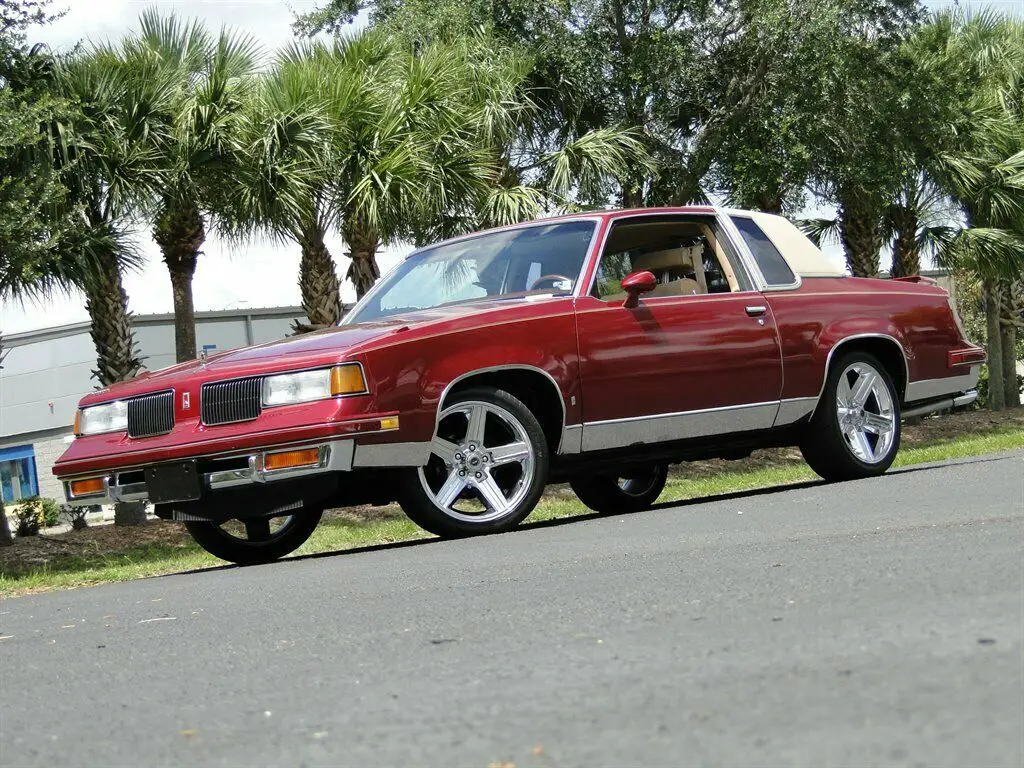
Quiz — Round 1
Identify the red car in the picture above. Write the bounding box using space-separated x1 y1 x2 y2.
55 207 985 564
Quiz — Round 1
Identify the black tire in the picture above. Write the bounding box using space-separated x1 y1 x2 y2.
184 507 323 565
397 387 550 538
800 350 902 482
570 464 669 514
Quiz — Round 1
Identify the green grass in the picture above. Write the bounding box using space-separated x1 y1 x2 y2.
2 426 1022 599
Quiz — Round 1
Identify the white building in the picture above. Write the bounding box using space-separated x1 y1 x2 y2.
0 306 306 505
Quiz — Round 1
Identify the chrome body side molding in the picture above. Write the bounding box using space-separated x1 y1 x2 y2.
352 441 432 467
580 401 779 452
774 397 818 426
904 366 981 403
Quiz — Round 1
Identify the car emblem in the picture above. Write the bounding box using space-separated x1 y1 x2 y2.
182 392 190 410
199 348 208 364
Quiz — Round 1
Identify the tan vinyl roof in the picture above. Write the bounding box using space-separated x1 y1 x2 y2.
728 209 847 279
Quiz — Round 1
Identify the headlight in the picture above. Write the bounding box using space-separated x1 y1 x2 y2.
261 364 367 407
76 400 128 436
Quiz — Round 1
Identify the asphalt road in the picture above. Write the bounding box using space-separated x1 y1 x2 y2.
2 452 1022 768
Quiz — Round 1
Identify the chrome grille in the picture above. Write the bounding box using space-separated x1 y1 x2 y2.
127 391 175 438
201 376 263 426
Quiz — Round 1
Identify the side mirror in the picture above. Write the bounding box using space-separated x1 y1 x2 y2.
621 270 657 308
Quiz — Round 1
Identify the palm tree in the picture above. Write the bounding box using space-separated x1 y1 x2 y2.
118 11 261 362
233 31 647 327
919 10 1024 410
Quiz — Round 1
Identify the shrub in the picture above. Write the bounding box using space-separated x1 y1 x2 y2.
40 497 60 527
60 504 94 531
15 497 44 536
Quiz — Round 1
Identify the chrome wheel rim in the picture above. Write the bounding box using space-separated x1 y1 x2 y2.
836 361 896 464
418 400 535 523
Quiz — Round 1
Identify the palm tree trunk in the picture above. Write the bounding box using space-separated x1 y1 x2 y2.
889 204 919 278
344 217 380 299
838 190 883 278
83 251 145 526
983 277 1005 411
297 223 342 329
1000 280 1020 408
83 252 142 387
154 202 205 362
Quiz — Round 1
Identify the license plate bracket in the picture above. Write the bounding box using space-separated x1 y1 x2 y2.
145 461 201 504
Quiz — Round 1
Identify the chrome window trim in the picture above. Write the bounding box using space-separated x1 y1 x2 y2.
808 333 911 419
723 212 804 293
344 217 603 325
579 208 761 301
436 364 570 454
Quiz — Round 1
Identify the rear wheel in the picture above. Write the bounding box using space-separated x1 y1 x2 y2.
800 351 901 481
184 506 323 565
570 464 668 514
397 387 549 538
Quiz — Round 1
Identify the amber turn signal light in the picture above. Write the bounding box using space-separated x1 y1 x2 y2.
72 410 81 436
69 477 105 497
330 364 367 396
263 448 321 471
379 416 400 431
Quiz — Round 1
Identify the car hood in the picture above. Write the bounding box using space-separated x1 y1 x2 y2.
82 296 565 403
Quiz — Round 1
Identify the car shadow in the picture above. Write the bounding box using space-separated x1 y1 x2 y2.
166 451 1018 576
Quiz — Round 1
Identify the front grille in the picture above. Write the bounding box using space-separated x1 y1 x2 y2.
127 391 175 438
201 376 263 426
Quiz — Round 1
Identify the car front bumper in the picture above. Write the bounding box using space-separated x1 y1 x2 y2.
61 437 431 507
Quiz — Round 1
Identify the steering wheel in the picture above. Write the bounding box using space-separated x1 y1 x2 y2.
528 274 574 292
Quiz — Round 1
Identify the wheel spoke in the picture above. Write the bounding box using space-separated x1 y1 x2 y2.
434 471 468 509
431 437 460 464
850 369 877 407
245 518 271 542
836 374 854 409
475 474 509 514
851 427 875 461
488 441 530 467
464 404 487 447
863 412 893 435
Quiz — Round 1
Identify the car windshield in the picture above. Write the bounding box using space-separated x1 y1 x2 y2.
346 220 597 324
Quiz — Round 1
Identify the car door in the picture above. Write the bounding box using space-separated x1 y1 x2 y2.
574 214 783 452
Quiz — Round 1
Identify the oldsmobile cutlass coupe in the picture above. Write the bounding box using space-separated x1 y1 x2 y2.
55 207 985 564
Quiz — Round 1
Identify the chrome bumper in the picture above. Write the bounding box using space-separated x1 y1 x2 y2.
902 390 978 420
63 439 356 507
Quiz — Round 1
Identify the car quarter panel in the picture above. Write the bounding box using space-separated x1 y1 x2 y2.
764 277 972 405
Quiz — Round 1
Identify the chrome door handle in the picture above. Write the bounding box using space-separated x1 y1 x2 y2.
745 305 767 317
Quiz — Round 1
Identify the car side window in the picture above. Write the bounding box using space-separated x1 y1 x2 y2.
730 216 796 286
592 217 749 301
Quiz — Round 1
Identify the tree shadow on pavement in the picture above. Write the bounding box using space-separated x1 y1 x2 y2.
168 451 1017 576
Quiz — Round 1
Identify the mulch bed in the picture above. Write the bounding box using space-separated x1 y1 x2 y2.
3 406 1021 576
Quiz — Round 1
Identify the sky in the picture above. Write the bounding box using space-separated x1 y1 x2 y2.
2 0 1021 333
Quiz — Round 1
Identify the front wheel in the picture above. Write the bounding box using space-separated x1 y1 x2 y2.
800 351 901 481
397 387 549 538
570 464 669 514
184 507 323 565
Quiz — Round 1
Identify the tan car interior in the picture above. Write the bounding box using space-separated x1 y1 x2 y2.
598 219 741 301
